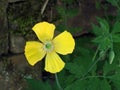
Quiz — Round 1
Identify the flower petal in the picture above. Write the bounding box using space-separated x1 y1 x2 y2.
45 52 65 73
24 41 46 66
32 22 55 42
53 31 75 55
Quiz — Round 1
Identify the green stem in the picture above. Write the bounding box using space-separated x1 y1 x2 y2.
110 34 113 50
92 46 99 61
55 74 63 90
82 46 100 78
82 58 100 78
69 46 102 84
116 3 120 10
81 75 109 80
81 46 110 80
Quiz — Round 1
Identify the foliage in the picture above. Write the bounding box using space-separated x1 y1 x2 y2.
56 0 80 34
25 78 53 90
12 16 35 36
22 0 120 90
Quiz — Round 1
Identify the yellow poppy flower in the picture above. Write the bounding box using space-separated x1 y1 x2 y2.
24 22 75 73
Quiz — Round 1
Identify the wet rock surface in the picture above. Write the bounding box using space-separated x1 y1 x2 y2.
9 34 25 54
0 54 42 90
0 1 8 55
0 0 117 90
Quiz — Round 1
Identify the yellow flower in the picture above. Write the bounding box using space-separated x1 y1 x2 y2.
24 22 75 73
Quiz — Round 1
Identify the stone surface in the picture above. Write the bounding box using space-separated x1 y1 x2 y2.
10 34 26 54
9 54 42 79
0 34 8 55
0 1 8 55
9 54 30 72
0 54 42 90
8 0 25 3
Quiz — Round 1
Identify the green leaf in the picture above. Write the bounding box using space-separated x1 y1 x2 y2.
107 0 119 7
25 78 52 90
87 78 111 90
113 42 120 62
97 17 110 34
65 62 83 76
109 73 120 90
65 56 97 78
64 75 77 87
77 47 90 56
112 34 120 42
65 78 111 90
112 21 120 33
92 23 102 36
92 18 110 36
103 61 116 75
93 36 104 43
100 79 111 90
65 79 87 90
93 36 112 50
99 36 111 50
87 78 101 90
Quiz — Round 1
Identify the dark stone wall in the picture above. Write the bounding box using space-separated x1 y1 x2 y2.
0 0 26 55
0 0 8 55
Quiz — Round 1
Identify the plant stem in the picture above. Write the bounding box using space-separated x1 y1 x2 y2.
81 75 109 80
92 46 99 61
83 46 99 76
55 73 63 90
82 57 100 78
41 0 49 15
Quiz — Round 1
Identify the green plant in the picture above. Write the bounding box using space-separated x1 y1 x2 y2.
24 1 120 90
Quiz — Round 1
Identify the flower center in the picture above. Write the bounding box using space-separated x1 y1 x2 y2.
43 41 54 52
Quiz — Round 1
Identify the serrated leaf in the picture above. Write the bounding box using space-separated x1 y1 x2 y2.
77 47 90 56
65 79 87 90
64 75 76 87
25 78 52 90
103 61 116 75
93 36 104 43
100 79 111 90
65 62 83 76
109 73 120 90
92 23 102 36
113 43 120 62
65 56 97 77
87 78 101 90
87 78 111 90
65 78 111 90
112 21 120 33
112 34 120 42
100 37 111 50
93 36 112 50
97 17 109 34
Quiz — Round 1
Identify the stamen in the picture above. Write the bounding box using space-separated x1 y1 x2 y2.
43 41 54 52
